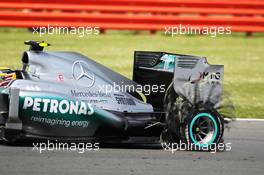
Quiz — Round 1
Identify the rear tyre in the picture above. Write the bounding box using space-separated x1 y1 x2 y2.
161 83 180 144
162 82 224 151
180 110 224 151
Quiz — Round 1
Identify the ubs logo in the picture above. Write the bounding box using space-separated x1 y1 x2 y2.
72 60 95 87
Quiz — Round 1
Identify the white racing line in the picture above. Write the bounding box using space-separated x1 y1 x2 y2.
225 118 264 122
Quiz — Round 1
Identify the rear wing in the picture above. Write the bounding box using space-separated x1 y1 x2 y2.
173 56 224 106
133 51 224 108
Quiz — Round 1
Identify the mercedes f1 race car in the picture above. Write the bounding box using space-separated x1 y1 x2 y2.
0 41 232 149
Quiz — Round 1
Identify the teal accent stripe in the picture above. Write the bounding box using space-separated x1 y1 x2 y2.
189 112 218 147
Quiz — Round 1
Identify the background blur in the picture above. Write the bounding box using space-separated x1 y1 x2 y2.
0 0 263 118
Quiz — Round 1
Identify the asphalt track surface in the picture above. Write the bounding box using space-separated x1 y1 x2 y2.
0 120 263 175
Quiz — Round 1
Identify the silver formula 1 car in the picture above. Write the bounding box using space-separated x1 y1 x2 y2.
0 41 229 149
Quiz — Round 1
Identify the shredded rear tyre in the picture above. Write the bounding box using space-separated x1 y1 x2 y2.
162 82 226 151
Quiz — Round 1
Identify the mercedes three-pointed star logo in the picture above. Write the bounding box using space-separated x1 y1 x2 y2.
72 60 95 87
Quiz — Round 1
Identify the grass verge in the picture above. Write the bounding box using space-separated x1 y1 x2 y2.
0 28 263 118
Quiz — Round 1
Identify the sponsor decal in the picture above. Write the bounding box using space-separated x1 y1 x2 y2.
22 96 94 116
72 60 95 87
57 73 64 82
30 116 90 128
189 72 221 84
114 94 136 106
160 54 175 70
25 85 41 91
85 99 108 104
71 90 111 98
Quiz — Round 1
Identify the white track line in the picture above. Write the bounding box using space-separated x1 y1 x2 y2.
233 118 264 122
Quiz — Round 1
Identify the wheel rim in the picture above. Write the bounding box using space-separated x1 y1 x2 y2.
189 113 218 147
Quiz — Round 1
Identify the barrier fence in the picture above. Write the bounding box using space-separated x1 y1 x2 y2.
0 0 264 34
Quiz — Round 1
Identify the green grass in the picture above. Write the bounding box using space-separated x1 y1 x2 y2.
0 28 263 118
